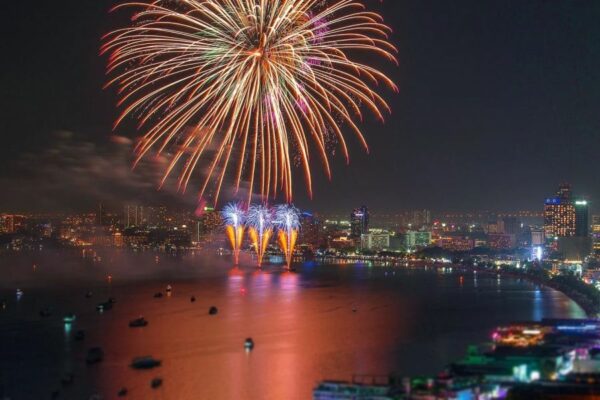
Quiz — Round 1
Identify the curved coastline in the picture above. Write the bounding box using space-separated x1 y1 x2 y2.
468 267 599 318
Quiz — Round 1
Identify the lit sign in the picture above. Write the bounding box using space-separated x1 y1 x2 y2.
575 201 588 206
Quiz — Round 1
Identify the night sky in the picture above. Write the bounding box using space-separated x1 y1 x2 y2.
2 1 600 213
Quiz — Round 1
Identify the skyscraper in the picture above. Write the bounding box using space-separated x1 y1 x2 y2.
544 184 576 238
575 200 589 237
350 206 369 237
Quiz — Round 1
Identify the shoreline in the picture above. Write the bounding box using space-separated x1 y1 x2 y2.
467 267 599 318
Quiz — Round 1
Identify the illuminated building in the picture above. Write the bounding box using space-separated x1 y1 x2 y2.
350 206 369 237
488 233 516 250
0 215 13 233
360 232 390 251
400 231 432 251
575 200 589 237
530 229 545 246
298 212 323 249
544 184 576 238
437 236 475 251
593 215 600 253
145 206 168 227
125 205 144 227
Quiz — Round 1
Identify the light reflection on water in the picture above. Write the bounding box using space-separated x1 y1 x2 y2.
0 250 587 400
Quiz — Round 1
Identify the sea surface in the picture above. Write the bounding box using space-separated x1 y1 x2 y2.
0 250 586 400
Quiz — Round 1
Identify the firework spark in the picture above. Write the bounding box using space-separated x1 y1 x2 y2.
102 0 397 204
247 205 274 267
222 202 246 264
275 204 300 267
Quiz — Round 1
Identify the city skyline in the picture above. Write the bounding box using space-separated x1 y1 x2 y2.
2 0 600 213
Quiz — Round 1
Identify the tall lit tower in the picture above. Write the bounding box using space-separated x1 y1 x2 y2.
350 206 369 237
575 199 589 237
544 184 576 238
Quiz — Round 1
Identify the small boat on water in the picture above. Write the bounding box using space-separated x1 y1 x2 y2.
190 296 196 303
1 299 6 310
16 289 24 297
151 377 163 389
129 317 148 328
245 338 255 351
154 292 163 299
96 302 113 312
166 284 173 293
209 306 218 315
131 356 161 369
86 347 104 365
63 314 76 324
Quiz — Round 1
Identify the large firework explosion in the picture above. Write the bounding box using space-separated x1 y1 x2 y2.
103 0 397 204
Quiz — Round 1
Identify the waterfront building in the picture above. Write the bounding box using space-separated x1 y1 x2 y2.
530 229 545 246
544 184 576 238
488 233 517 250
575 200 590 237
400 230 432 251
360 232 390 251
593 215 600 253
350 206 369 237
544 184 589 240
437 236 475 251
298 212 323 249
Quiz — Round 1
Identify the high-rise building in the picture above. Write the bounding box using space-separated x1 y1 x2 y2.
592 215 600 253
400 231 432 251
574 200 589 237
360 232 390 251
544 184 576 238
350 206 369 237
298 212 323 248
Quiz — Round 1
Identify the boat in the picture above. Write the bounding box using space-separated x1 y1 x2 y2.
96 302 113 312
151 378 163 389
1 299 6 310
166 285 173 293
131 356 161 369
16 289 23 297
154 292 163 299
63 314 76 324
209 306 218 315
244 338 255 351
190 296 196 303
86 347 104 364
129 317 148 328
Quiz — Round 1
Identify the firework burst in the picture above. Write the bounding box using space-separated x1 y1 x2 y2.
247 204 274 267
222 202 246 264
102 0 397 204
274 204 301 267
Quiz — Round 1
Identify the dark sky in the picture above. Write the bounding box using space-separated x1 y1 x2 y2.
1 0 600 214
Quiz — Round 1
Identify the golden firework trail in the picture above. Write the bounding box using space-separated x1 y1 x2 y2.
222 203 245 264
247 205 274 267
275 205 300 267
102 0 397 203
